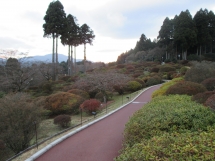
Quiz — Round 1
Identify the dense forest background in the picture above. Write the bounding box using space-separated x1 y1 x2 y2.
117 8 215 64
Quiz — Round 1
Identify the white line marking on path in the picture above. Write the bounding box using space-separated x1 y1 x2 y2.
132 102 148 104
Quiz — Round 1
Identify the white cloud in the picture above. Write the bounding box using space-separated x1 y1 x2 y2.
0 0 215 63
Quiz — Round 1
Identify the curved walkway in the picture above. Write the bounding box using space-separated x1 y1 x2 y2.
26 85 161 161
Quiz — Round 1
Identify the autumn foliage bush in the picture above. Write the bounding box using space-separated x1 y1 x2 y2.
166 81 207 96
159 65 176 73
205 94 215 110
44 92 84 115
80 99 101 114
67 89 90 99
192 91 215 104
125 81 142 92
201 78 215 91
54 115 71 128
145 75 162 86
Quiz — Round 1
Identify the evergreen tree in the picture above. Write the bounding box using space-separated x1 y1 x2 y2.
174 10 197 60
79 24 95 73
61 14 79 75
208 11 215 53
43 0 67 80
193 8 211 55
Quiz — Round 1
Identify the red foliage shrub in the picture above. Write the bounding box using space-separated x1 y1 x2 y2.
44 92 84 115
67 89 90 99
201 78 215 91
166 81 207 96
54 115 71 128
192 91 215 104
205 94 215 110
80 99 101 113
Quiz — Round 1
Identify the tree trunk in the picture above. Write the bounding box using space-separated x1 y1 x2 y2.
84 43 86 73
68 45 70 75
55 36 58 80
52 35 55 63
71 46 73 75
197 47 198 55
74 46 76 74
52 34 55 81
200 45 202 57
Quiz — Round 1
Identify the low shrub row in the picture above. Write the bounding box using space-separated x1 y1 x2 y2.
116 95 215 160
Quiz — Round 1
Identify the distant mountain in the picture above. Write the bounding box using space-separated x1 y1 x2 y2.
26 54 82 62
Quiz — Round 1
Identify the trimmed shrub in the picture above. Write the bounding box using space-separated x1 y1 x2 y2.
205 94 215 110
134 78 146 88
152 77 183 98
159 65 176 73
187 54 201 61
150 67 159 73
80 99 101 114
54 115 71 128
201 78 215 91
192 91 215 104
166 81 207 96
180 66 189 75
125 81 142 92
113 84 125 95
145 75 162 86
44 92 84 115
123 95 215 148
116 128 215 161
184 61 215 83
95 92 104 102
67 89 90 99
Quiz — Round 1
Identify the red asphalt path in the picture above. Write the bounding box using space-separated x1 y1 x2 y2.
34 85 161 161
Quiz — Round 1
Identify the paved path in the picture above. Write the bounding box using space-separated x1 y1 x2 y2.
34 85 161 161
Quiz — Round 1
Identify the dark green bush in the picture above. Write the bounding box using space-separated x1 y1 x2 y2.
192 91 215 104
123 95 215 148
166 81 207 96
201 78 215 91
187 54 201 61
184 61 215 83
54 115 71 128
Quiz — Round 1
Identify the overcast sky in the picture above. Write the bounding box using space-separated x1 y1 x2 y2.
0 0 215 63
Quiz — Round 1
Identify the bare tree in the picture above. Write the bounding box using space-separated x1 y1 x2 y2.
0 93 41 154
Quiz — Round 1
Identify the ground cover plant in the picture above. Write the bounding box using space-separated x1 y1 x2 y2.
116 95 215 160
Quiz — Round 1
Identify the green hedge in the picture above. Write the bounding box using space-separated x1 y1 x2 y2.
123 95 215 147
116 128 215 161
116 95 215 160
